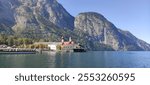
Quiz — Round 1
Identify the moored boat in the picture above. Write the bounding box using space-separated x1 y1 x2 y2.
73 48 86 52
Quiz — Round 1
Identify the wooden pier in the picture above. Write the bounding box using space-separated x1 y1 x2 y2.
0 48 37 54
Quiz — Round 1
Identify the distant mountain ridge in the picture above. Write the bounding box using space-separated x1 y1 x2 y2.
0 0 150 51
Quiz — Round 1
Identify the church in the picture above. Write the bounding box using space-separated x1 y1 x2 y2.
60 37 75 51
48 37 76 51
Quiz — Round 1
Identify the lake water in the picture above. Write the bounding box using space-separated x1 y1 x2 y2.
0 51 150 68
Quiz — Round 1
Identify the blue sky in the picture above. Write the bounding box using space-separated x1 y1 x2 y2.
58 0 150 43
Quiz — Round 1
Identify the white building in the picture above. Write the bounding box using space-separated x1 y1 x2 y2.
48 42 61 51
34 37 77 51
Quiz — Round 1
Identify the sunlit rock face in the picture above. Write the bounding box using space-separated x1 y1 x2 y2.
74 12 150 50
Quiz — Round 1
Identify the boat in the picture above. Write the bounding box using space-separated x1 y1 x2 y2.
73 48 86 52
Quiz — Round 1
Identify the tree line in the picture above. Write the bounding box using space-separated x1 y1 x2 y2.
0 34 50 49
0 34 33 46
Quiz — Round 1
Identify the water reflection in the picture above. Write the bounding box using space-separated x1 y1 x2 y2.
0 51 150 68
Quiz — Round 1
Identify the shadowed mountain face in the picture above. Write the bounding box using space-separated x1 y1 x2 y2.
0 0 74 33
0 0 150 51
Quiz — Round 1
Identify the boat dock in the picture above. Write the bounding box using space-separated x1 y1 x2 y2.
0 48 36 54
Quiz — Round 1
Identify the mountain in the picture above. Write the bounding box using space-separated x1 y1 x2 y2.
74 12 150 51
0 0 74 35
0 0 150 51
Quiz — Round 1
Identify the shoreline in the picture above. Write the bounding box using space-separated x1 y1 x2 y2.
0 48 37 54
0 51 36 54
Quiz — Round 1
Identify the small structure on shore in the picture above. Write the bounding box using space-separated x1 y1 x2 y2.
48 42 61 51
47 37 86 52
0 44 8 48
60 37 75 51
34 37 86 52
47 37 76 51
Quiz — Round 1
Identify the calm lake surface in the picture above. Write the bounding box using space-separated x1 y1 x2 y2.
0 51 150 68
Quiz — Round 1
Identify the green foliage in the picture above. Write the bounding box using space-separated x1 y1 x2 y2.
0 34 33 47
56 45 61 50
0 34 7 44
7 36 14 46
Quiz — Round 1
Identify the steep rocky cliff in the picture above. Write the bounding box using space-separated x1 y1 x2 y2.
74 12 150 50
0 0 74 34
